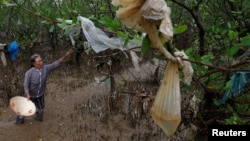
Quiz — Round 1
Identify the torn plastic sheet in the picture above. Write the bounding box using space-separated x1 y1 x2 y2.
60 16 142 54
0 52 7 66
174 51 194 85
218 71 250 105
0 44 7 66
140 0 173 40
112 0 173 42
130 50 140 71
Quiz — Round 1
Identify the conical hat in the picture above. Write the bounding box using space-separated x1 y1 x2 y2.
9 96 36 116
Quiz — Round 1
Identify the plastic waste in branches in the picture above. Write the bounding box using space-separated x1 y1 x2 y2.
112 0 194 138
0 41 19 66
8 41 19 61
59 16 142 70
60 0 194 137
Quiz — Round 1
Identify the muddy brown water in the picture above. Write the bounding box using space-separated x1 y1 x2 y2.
0 50 201 141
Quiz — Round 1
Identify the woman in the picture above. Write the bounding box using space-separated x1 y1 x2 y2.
15 49 73 124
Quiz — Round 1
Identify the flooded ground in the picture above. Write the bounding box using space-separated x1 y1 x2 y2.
0 50 203 141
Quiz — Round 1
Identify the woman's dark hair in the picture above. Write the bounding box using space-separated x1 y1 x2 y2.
30 54 40 67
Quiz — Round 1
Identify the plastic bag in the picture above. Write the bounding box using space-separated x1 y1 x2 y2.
0 52 7 66
112 0 173 42
130 50 140 71
140 0 173 40
218 71 250 105
8 41 19 61
174 51 194 85
111 0 145 32
0 44 7 66
63 16 141 53
150 61 181 137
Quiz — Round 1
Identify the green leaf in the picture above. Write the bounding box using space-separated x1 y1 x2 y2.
45 7 52 16
117 31 128 38
49 25 55 33
224 80 233 91
174 25 187 34
98 16 120 30
236 104 249 114
228 30 238 40
17 0 24 4
227 22 232 29
117 31 129 48
72 17 78 24
141 34 151 53
104 78 110 87
214 35 221 39
57 21 67 30
240 36 250 46
226 45 239 57
231 11 242 15
88 15 96 21
185 47 192 54
123 37 129 48
3 2 17 7
201 52 214 63
226 116 237 125
99 6 105 11
153 53 165 60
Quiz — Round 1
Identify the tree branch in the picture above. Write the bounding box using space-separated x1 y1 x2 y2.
5 7 14 39
183 58 250 72
94 46 141 59
171 0 206 55
13 1 57 24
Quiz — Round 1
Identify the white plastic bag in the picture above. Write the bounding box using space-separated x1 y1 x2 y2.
130 50 140 71
150 61 181 137
141 0 173 41
61 16 142 53
0 44 7 66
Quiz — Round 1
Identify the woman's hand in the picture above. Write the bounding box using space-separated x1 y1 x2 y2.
65 49 74 57
59 49 74 62
26 93 30 100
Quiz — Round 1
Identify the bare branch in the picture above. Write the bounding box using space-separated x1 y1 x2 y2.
183 58 250 72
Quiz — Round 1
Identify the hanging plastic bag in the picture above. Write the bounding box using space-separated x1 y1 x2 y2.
111 0 145 32
174 51 194 85
130 50 140 71
140 0 173 41
0 52 7 66
150 61 181 138
0 44 7 66
8 41 19 61
63 16 141 54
